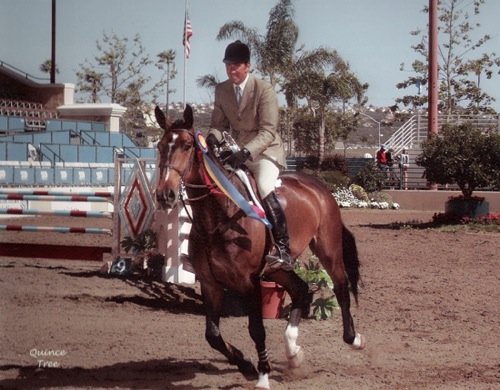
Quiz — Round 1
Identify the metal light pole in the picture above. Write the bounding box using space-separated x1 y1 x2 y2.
50 0 56 84
359 112 381 146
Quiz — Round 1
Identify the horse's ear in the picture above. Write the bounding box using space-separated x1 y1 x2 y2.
184 104 194 129
155 105 168 130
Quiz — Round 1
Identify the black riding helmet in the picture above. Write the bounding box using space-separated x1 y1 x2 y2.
223 40 250 64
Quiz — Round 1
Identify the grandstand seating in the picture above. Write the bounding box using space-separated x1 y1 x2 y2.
0 105 156 186
0 98 58 131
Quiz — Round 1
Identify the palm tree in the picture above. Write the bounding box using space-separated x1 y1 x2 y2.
39 59 59 76
216 0 297 88
284 49 367 161
196 75 219 104
156 50 177 114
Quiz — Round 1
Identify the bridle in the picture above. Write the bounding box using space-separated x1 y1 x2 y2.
159 127 218 203
158 128 195 183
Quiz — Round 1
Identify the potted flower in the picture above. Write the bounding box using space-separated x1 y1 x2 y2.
416 123 500 219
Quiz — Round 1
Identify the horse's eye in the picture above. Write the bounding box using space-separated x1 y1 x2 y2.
183 143 193 151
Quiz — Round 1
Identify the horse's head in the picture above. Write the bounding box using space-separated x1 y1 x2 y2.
155 104 196 209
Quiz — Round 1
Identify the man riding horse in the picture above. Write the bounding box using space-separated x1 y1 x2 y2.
207 40 293 271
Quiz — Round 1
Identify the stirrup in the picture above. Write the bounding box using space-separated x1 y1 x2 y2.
265 253 294 272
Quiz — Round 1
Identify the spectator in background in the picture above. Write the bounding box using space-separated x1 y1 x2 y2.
386 148 397 186
376 145 388 172
399 147 410 190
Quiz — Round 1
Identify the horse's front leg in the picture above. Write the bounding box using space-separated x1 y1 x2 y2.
245 283 272 389
201 282 258 379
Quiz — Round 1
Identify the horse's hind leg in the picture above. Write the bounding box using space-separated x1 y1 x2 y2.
311 230 365 350
201 282 257 378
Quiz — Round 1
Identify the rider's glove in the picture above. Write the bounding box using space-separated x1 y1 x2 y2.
206 133 219 151
223 148 251 169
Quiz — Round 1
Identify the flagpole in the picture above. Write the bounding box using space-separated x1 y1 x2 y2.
183 0 189 108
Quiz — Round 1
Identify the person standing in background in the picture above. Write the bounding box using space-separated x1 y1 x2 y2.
399 147 410 190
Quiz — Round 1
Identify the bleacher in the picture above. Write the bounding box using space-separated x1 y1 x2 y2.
0 98 58 132
0 101 155 186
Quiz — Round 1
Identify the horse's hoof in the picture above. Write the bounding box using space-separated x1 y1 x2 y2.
287 346 304 368
254 373 270 390
238 360 258 380
350 333 366 350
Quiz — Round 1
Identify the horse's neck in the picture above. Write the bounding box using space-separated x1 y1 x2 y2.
187 166 246 230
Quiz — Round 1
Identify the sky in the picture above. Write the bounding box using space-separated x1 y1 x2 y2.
2 0 500 110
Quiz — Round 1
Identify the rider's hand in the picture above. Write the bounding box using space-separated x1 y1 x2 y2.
206 134 219 150
223 148 251 169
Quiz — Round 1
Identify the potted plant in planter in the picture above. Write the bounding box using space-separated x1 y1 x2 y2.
294 256 338 320
119 229 164 278
416 123 500 219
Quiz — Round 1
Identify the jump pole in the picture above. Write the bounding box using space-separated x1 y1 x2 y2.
0 208 112 218
0 224 111 234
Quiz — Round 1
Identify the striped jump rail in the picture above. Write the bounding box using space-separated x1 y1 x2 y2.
0 208 112 218
0 190 113 198
0 194 111 202
0 224 111 235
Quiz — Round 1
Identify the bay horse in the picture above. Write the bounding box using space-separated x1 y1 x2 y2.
155 105 365 389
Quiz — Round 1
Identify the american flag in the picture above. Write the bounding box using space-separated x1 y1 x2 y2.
183 13 193 59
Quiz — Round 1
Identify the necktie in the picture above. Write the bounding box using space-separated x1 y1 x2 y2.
235 86 242 105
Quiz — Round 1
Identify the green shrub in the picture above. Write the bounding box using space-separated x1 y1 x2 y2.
321 154 348 175
353 161 385 193
416 123 500 198
317 170 350 192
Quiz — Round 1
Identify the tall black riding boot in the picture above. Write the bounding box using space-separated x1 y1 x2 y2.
262 191 294 271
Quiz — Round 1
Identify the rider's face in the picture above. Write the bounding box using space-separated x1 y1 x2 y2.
225 62 250 85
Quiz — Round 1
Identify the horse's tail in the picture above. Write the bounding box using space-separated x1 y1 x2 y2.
342 224 360 304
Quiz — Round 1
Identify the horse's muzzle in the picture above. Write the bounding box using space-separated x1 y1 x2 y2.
156 188 178 209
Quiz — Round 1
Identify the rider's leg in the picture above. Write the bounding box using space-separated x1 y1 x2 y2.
246 158 294 271
262 191 294 271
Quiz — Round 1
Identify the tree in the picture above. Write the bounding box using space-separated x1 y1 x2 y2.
77 70 102 103
196 74 219 104
156 50 177 114
397 0 500 114
76 32 166 138
39 60 59 76
284 49 367 161
416 123 500 198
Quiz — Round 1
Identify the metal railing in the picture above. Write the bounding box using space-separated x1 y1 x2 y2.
385 113 499 155
0 60 50 82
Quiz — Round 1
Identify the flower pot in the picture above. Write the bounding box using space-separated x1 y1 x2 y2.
260 281 286 319
445 198 490 219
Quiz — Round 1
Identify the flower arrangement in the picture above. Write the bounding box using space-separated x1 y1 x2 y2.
332 185 400 210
